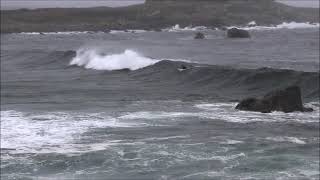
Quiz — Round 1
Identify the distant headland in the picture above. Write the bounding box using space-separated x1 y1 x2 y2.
1 0 319 33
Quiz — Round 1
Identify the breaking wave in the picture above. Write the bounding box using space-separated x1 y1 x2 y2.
66 49 319 100
230 21 320 30
70 49 160 71
19 31 92 35
109 29 148 34
162 24 210 32
163 22 319 32
6 48 318 101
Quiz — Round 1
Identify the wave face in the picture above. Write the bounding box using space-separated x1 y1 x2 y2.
70 49 159 71
130 60 319 101
1 49 318 109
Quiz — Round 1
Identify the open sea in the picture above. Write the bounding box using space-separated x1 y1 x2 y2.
1 23 319 180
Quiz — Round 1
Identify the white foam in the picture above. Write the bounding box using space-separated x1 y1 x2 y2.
142 135 190 141
266 136 307 144
3 102 317 154
119 111 198 120
194 102 319 124
70 49 159 71
220 139 244 145
276 22 320 29
229 21 320 31
19 31 91 35
163 24 209 32
0 110 140 154
248 21 257 26
118 102 319 124
110 29 148 34
195 103 234 111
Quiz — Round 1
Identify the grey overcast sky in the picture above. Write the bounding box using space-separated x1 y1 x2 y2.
0 0 319 10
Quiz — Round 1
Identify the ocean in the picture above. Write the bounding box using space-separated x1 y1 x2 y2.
1 23 319 179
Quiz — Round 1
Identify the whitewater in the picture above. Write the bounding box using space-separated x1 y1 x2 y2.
69 49 159 71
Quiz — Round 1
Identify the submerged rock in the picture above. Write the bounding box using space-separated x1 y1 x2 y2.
236 86 313 113
194 32 205 39
227 28 250 38
178 65 188 71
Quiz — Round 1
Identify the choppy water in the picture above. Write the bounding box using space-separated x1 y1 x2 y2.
1 27 319 179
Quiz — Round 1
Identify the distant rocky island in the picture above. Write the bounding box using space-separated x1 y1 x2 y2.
1 0 319 33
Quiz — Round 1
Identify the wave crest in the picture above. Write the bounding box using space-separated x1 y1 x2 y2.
69 49 159 71
163 24 209 32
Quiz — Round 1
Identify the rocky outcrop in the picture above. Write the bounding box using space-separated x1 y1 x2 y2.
236 86 313 113
227 28 250 38
194 32 205 39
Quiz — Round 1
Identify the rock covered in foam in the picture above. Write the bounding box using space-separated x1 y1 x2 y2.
227 28 250 38
236 86 313 113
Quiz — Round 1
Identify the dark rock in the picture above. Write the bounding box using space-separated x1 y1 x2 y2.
153 28 162 32
220 27 228 31
263 86 304 112
236 86 313 113
194 32 205 39
180 65 187 70
236 98 272 113
303 107 314 112
103 29 111 33
227 28 250 38
178 65 188 71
